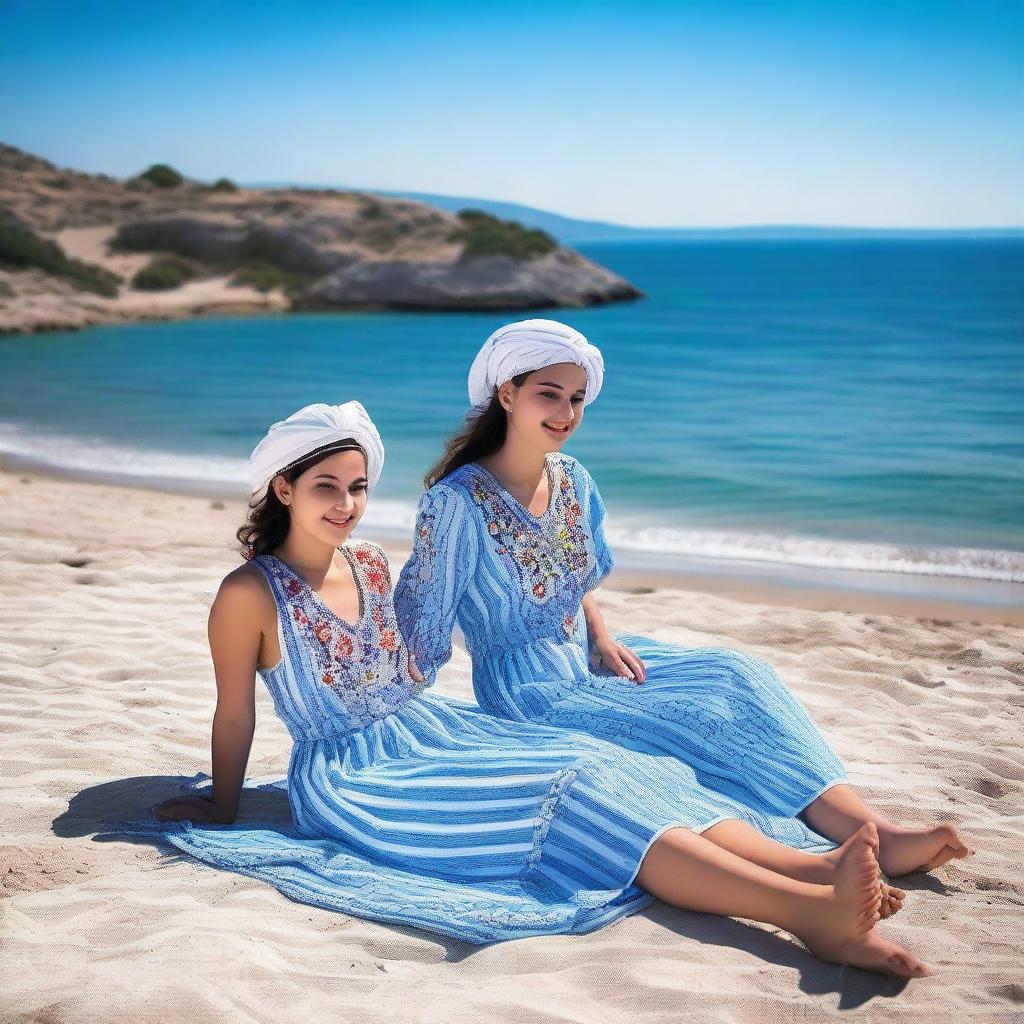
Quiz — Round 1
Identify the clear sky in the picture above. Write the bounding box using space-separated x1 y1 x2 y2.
2 0 1021 227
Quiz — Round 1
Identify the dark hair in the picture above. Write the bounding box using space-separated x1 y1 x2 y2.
237 439 366 559
424 370 532 488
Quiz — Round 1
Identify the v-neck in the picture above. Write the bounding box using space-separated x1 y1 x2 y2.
472 454 559 521
265 545 366 631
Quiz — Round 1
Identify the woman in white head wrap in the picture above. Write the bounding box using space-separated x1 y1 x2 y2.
396 319 963 915
138 397 928 974
241 400 385 561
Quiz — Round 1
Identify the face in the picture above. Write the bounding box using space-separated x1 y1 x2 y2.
272 449 369 545
498 361 588 453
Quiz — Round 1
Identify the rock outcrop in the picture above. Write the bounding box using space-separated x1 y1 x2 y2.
0 144 643 334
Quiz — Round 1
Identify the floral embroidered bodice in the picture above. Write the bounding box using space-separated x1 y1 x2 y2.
394 453 615 696
468 456 591 630
253 541 428 740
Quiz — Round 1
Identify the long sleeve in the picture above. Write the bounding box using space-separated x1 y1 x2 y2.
393 483 478 687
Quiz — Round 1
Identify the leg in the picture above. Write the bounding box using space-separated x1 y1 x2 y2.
702 819 905 917
799 783 972 877
635 821 930 978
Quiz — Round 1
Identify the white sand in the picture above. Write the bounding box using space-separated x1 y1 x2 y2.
2 466 1022 1022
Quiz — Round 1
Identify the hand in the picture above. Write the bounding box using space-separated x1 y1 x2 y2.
589 639 646 683
152 795 235 824
407 653 426 684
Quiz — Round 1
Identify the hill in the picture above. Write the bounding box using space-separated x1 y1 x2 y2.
0 145 642 335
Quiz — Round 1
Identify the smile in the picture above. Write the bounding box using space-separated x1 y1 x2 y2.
324 515 354 528
543 423 571 435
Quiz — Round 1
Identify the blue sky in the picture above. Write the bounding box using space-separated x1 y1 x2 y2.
2 1 1021 227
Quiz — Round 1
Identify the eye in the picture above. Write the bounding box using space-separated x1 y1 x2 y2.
540 392 559 400
570 396 584 405
317 483 335 490
351 485 367 494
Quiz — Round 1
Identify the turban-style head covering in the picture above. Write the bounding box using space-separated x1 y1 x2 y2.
467 318 604 419
247 401 384 500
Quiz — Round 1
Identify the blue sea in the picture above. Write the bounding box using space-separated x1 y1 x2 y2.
2 239 1022 599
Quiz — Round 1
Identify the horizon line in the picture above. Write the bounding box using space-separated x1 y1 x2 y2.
245 179 1024 234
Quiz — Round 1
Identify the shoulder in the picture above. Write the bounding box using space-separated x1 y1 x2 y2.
349 538 389 566
211 562 276 624
553 451 593 491
421 476 474 515
348 539 394 580
553 451 581 475
433 460 476 491
351 537 386 557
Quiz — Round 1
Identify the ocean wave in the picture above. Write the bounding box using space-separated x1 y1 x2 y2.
2 421 1020 583
0 421 249 490
0 421 415 532
605 522 1024 584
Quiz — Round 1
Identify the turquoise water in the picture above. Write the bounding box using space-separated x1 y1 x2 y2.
1 239 1022 585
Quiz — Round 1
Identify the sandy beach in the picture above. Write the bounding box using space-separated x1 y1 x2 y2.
2 463 1022 1022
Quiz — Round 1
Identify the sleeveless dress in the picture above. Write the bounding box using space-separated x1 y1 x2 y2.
102 539 839 945
393 453 850 830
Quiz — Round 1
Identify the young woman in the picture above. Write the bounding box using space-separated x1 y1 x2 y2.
143 399 929 975
393 319 972 888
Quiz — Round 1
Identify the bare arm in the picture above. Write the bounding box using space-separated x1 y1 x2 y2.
581 591 612 648
155 573 260 823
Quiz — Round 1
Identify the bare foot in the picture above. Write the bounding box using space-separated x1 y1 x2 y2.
876 822 972 877
820 830 907 919
795 823 931 977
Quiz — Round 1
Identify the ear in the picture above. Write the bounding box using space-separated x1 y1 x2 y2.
497 381 515 411
271 474 291 506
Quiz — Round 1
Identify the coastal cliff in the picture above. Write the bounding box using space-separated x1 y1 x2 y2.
0 145 642 335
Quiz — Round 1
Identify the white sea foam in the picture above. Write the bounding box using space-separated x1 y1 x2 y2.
0 421 248 492
2 421 1021 584
603 521 1024 584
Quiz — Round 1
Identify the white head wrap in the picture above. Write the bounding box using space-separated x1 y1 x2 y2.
466 318 604 419
247 401 384 500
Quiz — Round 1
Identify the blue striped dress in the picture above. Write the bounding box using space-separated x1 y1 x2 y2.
105 539 838 945
393 453 850 835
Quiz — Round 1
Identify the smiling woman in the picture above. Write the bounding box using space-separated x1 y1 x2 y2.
237 401 384 562
395 318 971 906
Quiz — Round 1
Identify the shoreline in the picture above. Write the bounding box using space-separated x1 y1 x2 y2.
4 457 1022 626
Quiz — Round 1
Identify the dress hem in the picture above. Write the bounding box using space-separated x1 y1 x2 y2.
781 775 850 819
617 814 744 895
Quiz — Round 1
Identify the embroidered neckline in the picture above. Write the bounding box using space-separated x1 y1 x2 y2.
464 455 588 622
469 453 560 522
263 545 366 632
258 543 417 710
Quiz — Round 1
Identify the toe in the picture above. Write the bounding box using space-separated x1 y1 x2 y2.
887 952 921 978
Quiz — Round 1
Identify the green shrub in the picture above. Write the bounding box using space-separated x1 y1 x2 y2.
0 211 121 296
229 261 306 295
358 197 386 220
0 279 14 297
210 177 238 192
132 254 199 290
42 176 73 190
136 163 184 188
449 209 557 261
363 226 399 252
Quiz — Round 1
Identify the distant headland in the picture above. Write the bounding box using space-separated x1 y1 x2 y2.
0 144 643 336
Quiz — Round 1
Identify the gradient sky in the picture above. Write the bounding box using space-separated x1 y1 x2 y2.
2 0 1021 227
